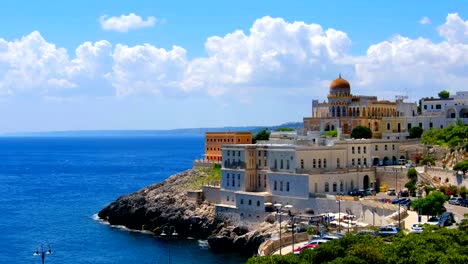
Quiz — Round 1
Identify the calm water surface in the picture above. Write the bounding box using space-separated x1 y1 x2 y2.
0 137 247 263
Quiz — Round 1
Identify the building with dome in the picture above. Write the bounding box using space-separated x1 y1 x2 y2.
304 75 468 140
304 74 404 138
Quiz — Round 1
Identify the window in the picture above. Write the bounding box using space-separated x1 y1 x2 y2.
258 174 261 188
340 181 344 192
424 105 427 110
419 123 422 128
387 123 391 130
352 159 355 166
300 159 304 169
264 175 267 188
352 147 355 154
408 123 412 130
358 146 361 154
337 158 340 168
324 159 327 168
286 160 290 170
364 158 367 166
325 182 329 192
240 199 244 204
313 159 316 168
333 182 337 192
280 160 283 169
227 174 230 186
280 181 283 191
264 160 267 167
358 158 361 165
392 144 395 150
258 151 261 157
364 146 367 154
238 151 240 156
274 181 277 191
232 176 235 187
248 199 252 205
227 196 230 201
257 201 260 206
318 159 322 168
286 182 290 192
264 150 267 157
436 104 441 109
429 122 433 128
385 145 388 151
375 145 378 151
238 175 240 187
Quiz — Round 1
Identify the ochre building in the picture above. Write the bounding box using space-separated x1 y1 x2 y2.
303 75 401 138
205 132 252 162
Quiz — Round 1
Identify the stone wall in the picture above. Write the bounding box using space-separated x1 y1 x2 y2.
375 167 408 193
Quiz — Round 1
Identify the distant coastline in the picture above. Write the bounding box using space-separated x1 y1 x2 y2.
0 122 303 137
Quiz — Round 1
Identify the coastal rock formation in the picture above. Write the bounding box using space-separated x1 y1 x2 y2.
98 168 271 255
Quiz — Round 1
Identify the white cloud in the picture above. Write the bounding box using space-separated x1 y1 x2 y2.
419 16 431 25
1 13 468 104
99 13 157 32
438 13 468 43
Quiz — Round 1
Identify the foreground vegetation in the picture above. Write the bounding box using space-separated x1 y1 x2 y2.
246 221 468 264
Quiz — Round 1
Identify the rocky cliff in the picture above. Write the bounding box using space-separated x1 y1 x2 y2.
98 168 273 255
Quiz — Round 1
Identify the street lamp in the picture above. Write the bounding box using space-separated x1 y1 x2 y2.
274 203 283 255
161 226 178 264
336 198 341 233
284 204 295 253
372 209 377 227
33 244 52 264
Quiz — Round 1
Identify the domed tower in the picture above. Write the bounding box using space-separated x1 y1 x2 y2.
328 74 352 117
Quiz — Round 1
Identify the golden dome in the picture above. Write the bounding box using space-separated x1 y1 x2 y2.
330 74 350 89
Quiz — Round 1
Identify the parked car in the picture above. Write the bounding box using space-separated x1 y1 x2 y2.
378 226 401 237
366 188 376 196
439 212 455 226
355 230 377 236
410 224 424 234
348 189 366 197
425 216 441 227
462 199 468 207
320 235 340 241
399 189 409 197
387 188 396 196
448 197 463 206
294 239 328 254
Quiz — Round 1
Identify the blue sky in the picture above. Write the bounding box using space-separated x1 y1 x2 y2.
0 0 467 132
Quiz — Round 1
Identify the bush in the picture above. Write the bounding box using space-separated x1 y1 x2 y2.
351 126 372 139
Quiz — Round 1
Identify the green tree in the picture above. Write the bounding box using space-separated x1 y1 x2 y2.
453 160 468 175
460 186 467 199
324 129 338 137
408 126 423 139
404 181 417 196
438 90 450 99
274 127 295 132
253 129 270 143
420 156 436 166
351 126 372 139
407 167 418 183
411 191 448 216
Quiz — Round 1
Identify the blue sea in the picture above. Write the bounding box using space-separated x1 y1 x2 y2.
0 137 247 264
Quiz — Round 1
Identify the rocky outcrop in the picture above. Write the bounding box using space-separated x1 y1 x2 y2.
98 168 273 255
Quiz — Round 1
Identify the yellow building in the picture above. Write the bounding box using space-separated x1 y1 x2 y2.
303 75 400 138
205 132 252 162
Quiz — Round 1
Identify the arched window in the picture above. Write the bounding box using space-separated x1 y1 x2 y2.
248 199 252 205
313 159 316 168
318 159 322 168
325 182 330 192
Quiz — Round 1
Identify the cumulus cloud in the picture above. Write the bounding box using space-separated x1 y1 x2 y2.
419 16 431 25
99 13 157 32
438 13 468 43
1 13 468 103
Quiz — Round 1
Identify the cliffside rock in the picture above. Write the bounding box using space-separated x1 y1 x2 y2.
98 168 274 255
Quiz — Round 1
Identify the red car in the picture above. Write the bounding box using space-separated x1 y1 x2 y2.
293 239 328 254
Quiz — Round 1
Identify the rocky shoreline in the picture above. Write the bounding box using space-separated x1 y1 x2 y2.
98 168 275 255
